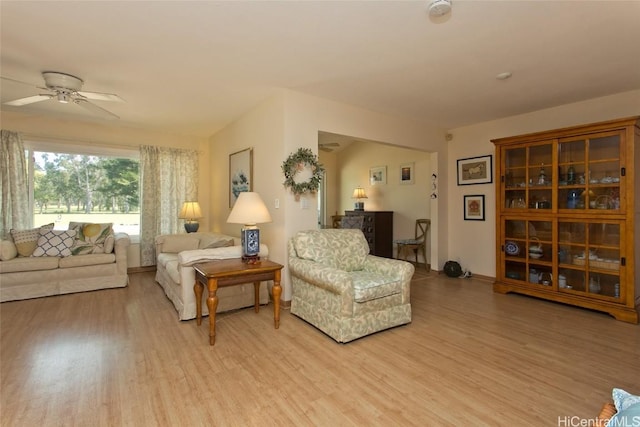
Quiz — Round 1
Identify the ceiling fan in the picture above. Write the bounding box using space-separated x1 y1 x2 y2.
2 71 124 120
319 142 339 152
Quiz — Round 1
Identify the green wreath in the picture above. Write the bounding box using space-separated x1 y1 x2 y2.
282 148 324 197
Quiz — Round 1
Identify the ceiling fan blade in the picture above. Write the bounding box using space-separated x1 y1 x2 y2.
319 147 333 152
5 94 53 106
320 143 340 147
78 91 125 103
75 98 119 120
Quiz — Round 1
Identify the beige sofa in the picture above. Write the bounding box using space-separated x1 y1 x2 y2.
0 232 130 302
154 232 269 321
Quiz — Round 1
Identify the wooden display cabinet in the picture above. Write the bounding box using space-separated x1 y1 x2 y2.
493 117 639 323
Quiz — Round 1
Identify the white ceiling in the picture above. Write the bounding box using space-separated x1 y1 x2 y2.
2 1 639 139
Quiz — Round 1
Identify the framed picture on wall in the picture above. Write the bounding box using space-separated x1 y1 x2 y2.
463 194 485 221
399 162 414 185
457 155 493 185
369 166 387 185
229 148 253 208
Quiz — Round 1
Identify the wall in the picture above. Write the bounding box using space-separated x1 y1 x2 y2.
208 93 287 265
447 89 640 278
1 111 210 268
210 90 447 301
331 140 432 261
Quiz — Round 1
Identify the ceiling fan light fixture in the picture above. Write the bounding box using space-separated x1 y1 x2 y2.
57 92 70 104
428 0 452 17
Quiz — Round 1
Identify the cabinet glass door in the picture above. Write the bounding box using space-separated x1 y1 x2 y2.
558 131 622 211
503 142 553 210
503 218 553 286
558 220 623 300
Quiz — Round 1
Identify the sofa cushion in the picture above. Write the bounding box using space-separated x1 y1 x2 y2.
58 253 116 268
69 222 113 255
198 233 235 249
204 238 234 249
0 256 60 273
157 253 178 269
350 271 402 303
32 229 77 257
10 223 55 257
293 229 369 272
162 235 200 253
1 240 18 261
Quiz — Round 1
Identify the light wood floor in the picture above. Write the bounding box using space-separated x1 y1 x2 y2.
1 269 639 426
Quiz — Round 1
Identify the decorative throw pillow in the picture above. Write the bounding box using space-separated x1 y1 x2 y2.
613 388 640 412
103 234 115 254
0 240 18 261
608 402 640 427
10 223 55 257
69 222 113 255
32 229 76 257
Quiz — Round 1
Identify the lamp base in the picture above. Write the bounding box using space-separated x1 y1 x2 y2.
354 202 364 211
241 254 261 264
241 225 261 260
184 222 200 233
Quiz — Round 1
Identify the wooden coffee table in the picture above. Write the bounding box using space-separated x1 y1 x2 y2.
193 259 284 346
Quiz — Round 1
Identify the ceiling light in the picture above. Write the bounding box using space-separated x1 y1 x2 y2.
428 0 452 17
57 93 70 103
496 72 513 81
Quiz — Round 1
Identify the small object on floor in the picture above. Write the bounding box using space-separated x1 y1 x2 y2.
443 260 462 278
462 270 472 278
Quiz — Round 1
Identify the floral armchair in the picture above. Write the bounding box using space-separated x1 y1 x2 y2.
288 229 414 343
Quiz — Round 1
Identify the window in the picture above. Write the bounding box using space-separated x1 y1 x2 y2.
26 141 140 235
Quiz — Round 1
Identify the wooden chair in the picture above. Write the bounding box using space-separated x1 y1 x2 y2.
394 219 430 271
340 215 364 230
331 215 344 229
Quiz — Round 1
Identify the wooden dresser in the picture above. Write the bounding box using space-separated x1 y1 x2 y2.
345 211 393 258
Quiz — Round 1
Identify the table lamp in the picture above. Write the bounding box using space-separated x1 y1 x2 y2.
352 187 368 211
227 192 272 262
179 201 203 233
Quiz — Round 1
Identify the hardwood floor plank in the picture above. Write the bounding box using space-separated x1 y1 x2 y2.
1 270 639 426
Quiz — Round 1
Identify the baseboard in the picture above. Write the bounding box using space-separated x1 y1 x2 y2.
128 266 156 274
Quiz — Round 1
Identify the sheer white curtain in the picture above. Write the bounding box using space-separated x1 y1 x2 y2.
1 130 29 238
139 145 199 266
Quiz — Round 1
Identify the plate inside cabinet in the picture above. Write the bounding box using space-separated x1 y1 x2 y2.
505 241 520 256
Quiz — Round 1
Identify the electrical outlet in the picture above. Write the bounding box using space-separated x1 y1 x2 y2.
274 199 279 209
301 198 309 209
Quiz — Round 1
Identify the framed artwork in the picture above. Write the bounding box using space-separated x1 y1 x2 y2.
229 148 253 207
369 166 387 185
457 155 493 185
464 194 485 221
399 162 414 185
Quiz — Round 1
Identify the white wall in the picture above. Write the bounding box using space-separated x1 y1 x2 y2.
447 89 640 278
208 93 287 266
209 90 446 301
334 140 432 261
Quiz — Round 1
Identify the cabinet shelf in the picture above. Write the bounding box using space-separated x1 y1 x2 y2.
494 116 639 324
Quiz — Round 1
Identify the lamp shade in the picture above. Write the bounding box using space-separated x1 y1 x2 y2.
352 187 368 199
227 192 272 225
178 201 203 220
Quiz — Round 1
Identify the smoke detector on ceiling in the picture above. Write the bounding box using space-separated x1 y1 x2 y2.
428 0 452 17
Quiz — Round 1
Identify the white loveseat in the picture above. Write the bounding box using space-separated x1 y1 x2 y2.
0 232 130 302
154 232 269 321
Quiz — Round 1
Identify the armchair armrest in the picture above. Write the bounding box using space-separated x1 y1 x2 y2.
289 257 352 295
363 255 414 283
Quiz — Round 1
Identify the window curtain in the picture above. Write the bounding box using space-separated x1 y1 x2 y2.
0 130 29 239
139 145 199 266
